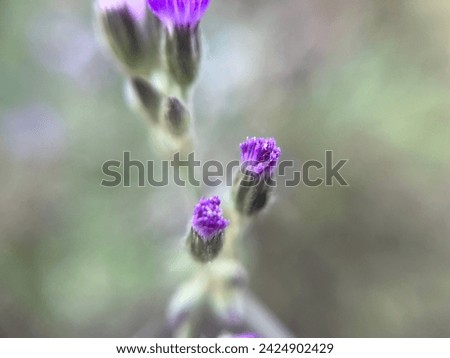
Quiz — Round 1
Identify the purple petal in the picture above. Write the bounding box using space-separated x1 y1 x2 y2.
240 137 281 176
148 0 210 27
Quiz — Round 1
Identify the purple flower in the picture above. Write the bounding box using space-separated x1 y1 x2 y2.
192 196 229 242
240 137 281 177
97 0 148 22
147 0 210 29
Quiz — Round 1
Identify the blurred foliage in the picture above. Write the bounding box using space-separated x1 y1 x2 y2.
0 0 449 337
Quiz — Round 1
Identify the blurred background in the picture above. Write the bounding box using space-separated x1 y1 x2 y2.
1 0 450 337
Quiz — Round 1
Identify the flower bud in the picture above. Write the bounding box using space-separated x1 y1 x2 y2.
165 26 201 89
128 77 163 123
163 97 190 137
96 0 162 75
189 228 224 264
188 196 230 263
233 137 281 216
147 0 211 88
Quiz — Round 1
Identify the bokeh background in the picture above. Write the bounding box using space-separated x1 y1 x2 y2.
1 0 450 337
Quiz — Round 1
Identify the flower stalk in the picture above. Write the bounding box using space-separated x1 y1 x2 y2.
96 0 291 338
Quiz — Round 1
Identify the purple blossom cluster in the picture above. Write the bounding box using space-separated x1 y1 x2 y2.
192 196 229 242
240 137 282 177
